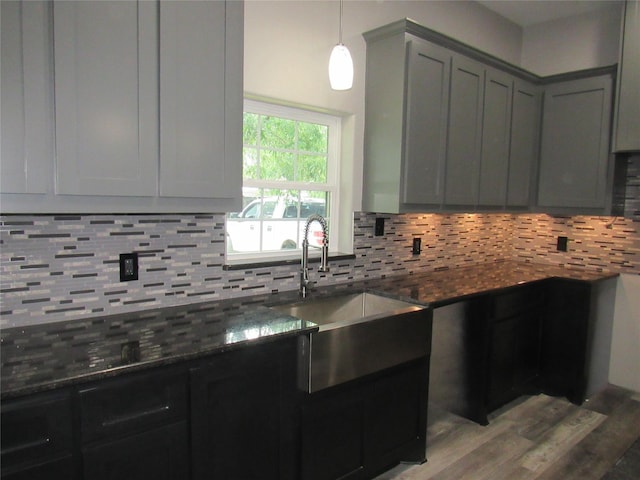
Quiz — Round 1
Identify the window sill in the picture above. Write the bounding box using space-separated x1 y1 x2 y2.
223 252 355 271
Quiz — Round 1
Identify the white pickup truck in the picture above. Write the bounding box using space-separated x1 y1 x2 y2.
227 197 326 253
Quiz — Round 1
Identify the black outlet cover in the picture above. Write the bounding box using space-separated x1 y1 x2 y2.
412 237 421 255
375 217 385 236
119 252 139 281
557 236 568 252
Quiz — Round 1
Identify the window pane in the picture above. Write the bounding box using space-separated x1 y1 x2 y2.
243 112 258 145
297 154 327 183
226 189 330 254
298 122 328 154
260 150 294 181
243 147 258 180
261 116 295 149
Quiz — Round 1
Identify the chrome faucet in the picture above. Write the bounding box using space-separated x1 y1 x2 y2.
300 214 330 298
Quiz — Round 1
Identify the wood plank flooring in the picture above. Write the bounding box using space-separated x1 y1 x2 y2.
374 385 640 480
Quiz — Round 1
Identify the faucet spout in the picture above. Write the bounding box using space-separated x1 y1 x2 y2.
300 214 330 298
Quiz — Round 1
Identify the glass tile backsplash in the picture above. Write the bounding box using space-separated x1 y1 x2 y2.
1 212 638 328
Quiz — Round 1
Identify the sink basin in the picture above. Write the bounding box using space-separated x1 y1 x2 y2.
271 292 422 329
271 292 432 392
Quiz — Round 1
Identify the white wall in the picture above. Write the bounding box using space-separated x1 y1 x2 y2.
609 274 640 392
244 0 522 212
521 3 623 76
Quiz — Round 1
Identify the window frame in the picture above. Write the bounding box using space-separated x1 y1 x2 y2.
226 99 341 262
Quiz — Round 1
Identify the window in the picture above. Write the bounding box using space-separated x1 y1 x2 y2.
226 100 340 260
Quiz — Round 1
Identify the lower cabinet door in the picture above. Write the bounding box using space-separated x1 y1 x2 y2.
82 422 188 480
487 317 519 410
365 360 427 471
190 344 288 480
300 359 429 480
301 386 366 480
1 391 76 479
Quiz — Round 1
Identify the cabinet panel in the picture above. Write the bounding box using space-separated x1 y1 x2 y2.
508 81 540 206
538 74 613 209
479 69 512 206
190 342 291 480
540 280 592 404
159 0 242 200
301 388 366 480
83 422 188 480
0 0 51 194
403 39 450 206
1 391 75 479
614 0 640 152
445 55 484 206
365 361 427 470
53 0 158 196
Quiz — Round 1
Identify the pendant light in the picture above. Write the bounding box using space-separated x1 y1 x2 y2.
329 0 353 90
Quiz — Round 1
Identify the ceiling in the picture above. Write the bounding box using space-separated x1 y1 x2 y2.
477 0 616 27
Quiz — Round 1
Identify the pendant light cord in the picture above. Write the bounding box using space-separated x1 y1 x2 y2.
339 0 344 45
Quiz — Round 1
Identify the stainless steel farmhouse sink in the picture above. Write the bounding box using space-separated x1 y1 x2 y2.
271 292 432 392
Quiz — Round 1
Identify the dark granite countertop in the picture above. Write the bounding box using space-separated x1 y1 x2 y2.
0 260 618 399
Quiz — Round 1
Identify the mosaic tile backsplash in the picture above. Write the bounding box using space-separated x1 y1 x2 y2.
1 212 639 328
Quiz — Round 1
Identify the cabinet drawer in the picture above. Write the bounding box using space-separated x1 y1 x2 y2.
491 285 544 319
1 391 73 471
79 369 187 443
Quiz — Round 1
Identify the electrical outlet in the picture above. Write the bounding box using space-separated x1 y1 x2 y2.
375 217 385 236
121 340 140 365
412 237 421 255
119 252 139 281
557 236 568 252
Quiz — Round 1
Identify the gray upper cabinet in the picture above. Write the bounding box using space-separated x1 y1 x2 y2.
403 39 451 207
479 69 513 207
363 19 613 215
445 55 484 207
363 20 539 213
1 0 243 213
53 1 158 197
159 0 242 200
537 74 613 210
0 0 52 195
614 0 640 152
507 81 541 207
363 30 451 213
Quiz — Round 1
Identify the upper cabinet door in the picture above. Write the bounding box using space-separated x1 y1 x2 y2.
538 74 613 209
402 39 451 206
53 1 158 196
614 0 640 152
159 0 243 200
507 80 541 207
1 0 52 194
445 55 484 206
478 69 513 206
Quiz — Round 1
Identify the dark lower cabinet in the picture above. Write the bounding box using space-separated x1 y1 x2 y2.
1 391 76 480
487 311 542 410
82 422 188 480
78 368 189 480
430 279 599 425
540 279 593 404
190 339 298 480
487 285 544 411
301 358 429 480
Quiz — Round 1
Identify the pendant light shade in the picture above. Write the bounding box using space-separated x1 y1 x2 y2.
329 44 353 90
329 0 353 91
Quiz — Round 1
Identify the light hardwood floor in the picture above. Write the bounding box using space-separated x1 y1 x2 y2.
374 385 640 480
